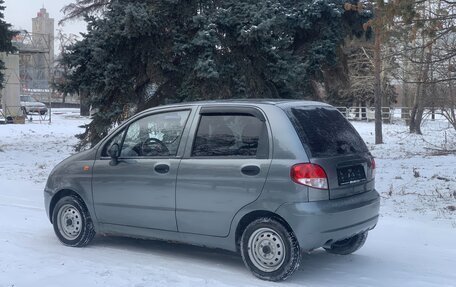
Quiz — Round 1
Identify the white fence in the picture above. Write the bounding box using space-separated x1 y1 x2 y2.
336 107 449 123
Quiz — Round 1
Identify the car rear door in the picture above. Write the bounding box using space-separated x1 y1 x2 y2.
176 106 272 237
91 108 193 231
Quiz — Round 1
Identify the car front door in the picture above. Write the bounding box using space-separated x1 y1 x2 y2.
176 106 272 236
92 109 192 231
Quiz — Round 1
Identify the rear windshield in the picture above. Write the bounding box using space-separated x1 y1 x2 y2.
289 107 368 157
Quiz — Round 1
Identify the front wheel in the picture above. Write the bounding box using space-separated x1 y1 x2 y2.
324 232 368 255
240 217 301 281
52 195 96 247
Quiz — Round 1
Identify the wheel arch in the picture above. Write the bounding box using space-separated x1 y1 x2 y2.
235 210 294 252
49 189 86 223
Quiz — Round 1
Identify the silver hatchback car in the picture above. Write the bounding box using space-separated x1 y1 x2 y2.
45 100 379 281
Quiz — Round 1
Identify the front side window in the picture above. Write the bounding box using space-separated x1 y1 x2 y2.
192 114 268 158
120 110 190 157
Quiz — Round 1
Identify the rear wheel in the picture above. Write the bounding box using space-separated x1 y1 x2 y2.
52 195 95 247
324 232 368 255
240 217 301 281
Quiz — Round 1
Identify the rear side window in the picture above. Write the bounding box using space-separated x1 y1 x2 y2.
192 114 268 158
289 107 368 157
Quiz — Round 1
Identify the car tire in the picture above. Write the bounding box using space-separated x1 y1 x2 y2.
52 195 96 247
240 217 301 282
40 111 46 115
323 232 368 255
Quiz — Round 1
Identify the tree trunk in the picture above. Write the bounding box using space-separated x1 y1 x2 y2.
80 90 90 116
409 45 425 133
448 67 456 131
410 81 426 134
410 47 432 134
373 4 383 144
414 104 425 134
409 80 422 133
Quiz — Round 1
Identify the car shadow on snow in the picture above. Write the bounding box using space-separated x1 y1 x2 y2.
290 249 379 284
88 235 378 283
90 235 246 271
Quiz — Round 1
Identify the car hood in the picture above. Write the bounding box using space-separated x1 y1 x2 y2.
49 148 97 177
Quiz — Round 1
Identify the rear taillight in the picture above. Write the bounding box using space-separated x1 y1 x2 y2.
291 163 328 190
371 158 376 178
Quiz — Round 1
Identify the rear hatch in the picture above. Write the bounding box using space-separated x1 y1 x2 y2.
286 105 375 199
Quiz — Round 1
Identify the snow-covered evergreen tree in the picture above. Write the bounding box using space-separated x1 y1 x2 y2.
60 0 372 149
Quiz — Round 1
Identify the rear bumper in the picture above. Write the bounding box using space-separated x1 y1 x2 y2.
275 190 380 251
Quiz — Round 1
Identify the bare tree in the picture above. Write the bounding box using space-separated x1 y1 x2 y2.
391 0 456 134
52 29 79 104
434 32 456 130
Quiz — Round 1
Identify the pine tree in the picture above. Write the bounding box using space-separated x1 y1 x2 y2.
0 0 18 89
59 0 373 150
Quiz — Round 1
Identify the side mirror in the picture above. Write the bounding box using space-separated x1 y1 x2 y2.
108 143 120 166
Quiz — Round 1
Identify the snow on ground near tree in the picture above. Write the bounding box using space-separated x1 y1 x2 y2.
0 109 455 286
354 117 456 225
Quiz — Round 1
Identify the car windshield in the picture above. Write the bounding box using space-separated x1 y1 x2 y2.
288 106 368 157
20 95 36 102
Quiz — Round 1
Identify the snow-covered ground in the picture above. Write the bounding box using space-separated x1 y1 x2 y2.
356 117 456 226
0 109 455 286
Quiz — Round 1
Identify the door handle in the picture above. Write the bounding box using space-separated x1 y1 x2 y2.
154 163 170 174
241 165 260 176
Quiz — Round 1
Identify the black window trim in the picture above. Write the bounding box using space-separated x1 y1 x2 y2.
99 108 192 160
199 106 266 122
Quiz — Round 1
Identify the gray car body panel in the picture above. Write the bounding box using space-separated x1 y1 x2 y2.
44 148 98 225
91 108 194 232
44 100 380 253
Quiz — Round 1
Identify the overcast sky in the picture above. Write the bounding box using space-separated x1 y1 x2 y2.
4 0 87 36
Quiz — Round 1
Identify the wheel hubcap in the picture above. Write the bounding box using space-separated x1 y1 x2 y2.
248 227 286 272
57 204 82 240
